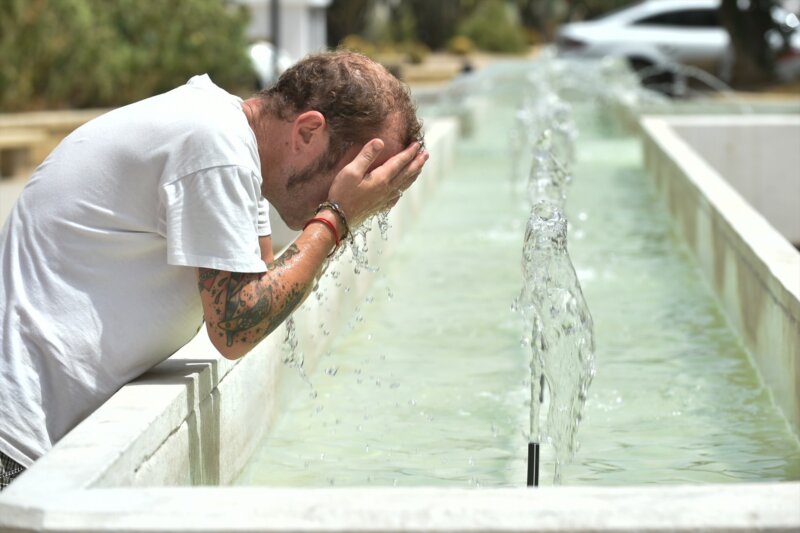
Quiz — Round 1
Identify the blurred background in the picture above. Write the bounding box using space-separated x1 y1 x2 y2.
1 0 799 112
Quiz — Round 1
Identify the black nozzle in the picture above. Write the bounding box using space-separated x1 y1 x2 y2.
527 442 540 487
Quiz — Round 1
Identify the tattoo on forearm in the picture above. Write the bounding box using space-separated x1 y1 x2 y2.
198 269 220 292
268 244 300 270
198 244 307 348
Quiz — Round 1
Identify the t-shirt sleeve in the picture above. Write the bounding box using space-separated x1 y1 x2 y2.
160 166 267 273
257 196 271 237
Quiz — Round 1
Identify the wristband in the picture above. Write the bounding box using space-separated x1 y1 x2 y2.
316 201 350 239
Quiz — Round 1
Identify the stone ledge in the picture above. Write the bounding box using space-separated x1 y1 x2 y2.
640 115 800 435
1 484 797 532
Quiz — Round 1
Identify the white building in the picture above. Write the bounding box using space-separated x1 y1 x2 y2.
234 0 332 62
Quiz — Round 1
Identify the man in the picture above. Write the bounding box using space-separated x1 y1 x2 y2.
0 51 428 490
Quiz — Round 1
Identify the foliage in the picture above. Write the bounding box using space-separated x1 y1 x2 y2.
404 0 463 50
391 1 419 44
0 0 255 111
338 34 379 59
334 2 429 66
447 35 475 56
457 0 528 54
403 41 431 64
329 0 546 52
327 0 372 48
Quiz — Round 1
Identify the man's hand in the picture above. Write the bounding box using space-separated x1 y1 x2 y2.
327 140 428 229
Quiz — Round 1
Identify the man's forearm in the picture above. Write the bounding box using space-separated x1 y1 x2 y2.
198 217 341 360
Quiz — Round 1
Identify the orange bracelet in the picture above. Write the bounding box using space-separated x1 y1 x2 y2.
304 217 340 256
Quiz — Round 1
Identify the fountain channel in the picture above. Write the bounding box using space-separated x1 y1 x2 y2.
1 59 798 532
235 69 800 487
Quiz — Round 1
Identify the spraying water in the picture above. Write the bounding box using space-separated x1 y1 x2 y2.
527 131 571 208
521 202 596 483
511 62 595 484
281 211 393 388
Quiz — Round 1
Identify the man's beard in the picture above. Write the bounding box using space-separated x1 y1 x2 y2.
286 147 343 191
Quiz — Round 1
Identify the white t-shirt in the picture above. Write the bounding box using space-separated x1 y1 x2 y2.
0 75 270 467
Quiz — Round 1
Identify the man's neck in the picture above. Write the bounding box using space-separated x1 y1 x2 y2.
242 98 284 198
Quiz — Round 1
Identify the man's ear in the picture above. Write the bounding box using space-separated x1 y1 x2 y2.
292 111 326 151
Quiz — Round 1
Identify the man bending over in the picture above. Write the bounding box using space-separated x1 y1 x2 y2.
0 51 428 489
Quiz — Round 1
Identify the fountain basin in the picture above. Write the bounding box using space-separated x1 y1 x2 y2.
641 115 800 434
0 80 798 532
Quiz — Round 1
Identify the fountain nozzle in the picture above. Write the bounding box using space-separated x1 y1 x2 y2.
527 442 540 487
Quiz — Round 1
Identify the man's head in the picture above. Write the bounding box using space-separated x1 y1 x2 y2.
253 51 423 229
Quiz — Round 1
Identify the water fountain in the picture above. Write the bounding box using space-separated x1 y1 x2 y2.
1 55 798 532
511 80 594 486
521 202 595 484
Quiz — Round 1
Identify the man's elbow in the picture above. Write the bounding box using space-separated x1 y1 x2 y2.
205 326 249 361
216 345 247 361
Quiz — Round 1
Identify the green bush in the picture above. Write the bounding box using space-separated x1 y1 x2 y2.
457 0 528 54
403 41 430 65
0 0 256 111
447 35 475 56
338 34 379 59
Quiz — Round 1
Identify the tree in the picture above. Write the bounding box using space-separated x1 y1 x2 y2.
405 0 463 50
0 0 255 111
326 0 372 47
457 0 528 53
719 0 786 86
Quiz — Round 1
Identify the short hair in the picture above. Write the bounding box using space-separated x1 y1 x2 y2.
259 51 423 168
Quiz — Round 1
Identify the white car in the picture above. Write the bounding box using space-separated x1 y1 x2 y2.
556 0 800 85
557 0 726 75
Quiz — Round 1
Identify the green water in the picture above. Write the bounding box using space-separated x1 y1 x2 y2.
235 98 800 487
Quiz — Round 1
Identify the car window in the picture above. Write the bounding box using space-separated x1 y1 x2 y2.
586 1 645 21
633 9 721 27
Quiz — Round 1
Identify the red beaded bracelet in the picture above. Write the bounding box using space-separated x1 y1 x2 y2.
304 217 340 256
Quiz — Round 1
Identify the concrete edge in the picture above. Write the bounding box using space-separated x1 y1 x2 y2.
640 115 800 434
0 483 797 532
611 99 800 137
